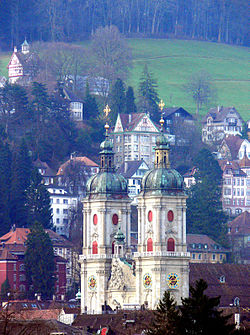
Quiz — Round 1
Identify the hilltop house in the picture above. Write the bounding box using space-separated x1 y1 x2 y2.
202 106 243 144
7 39 39 85
33 158 56 185
112 113 174 168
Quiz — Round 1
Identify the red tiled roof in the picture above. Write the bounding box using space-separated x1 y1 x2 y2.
190 263 250 307
0 228 30 245
228 211 250 236
223 135 244 160
14 309 60 320
187 234 229 253
239 150 250 168
57 156 98 176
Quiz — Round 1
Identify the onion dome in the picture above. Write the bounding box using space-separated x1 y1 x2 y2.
86 106 128 199
141 105 184 195
114 227 125 245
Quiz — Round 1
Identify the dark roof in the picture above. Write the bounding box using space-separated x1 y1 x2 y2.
189 263 250 307
228 211 250 236
163 107 194 119
8 51 40 72
222 135 244 160
183 166 197 177
202 106 243 124
239 150 250 168
33 158 56 177
218 160 246 176
187 234 229 253
118 160 149 178
63 87 82 102
46 229 74 248
73 310 153 335
119 113 159 132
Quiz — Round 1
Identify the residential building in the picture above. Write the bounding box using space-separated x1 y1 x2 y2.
112 112 174 168
187 234 229 263
117 160 149 199
7 39 39 85
202 106 243 144
163 107 195 146
63 88 84 121
219 155 250 215
57 155 99 199
227 211 250 264
47 186 78 237
183 167 197 188
217 135 250 160
33 158 56 185
0 228 66 299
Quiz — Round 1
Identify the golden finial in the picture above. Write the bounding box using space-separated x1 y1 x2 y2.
104 104 111 118
103 105 111 136
158 99 165 112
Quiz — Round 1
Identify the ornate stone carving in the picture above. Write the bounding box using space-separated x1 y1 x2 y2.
108 258 125 290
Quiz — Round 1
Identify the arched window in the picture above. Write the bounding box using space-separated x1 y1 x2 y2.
147 238 153 252
167 238 175 251
168 210 174 222
112 241 115 254
92 241 98 254
93 214 98 225
112 214 118 225
148 210 153 222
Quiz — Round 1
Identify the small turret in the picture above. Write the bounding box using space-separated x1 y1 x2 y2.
21 39 30 54
114 226 125 257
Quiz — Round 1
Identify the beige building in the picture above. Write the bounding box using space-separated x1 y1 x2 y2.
80 118 190 314
112 113 174 169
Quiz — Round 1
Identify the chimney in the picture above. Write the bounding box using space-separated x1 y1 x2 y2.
129 114 132 123
14 46 17 53
217 106 220 112
61 294 65 301
52 295 56 301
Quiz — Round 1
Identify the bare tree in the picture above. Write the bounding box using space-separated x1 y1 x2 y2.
88 25 132 85
184 71 217 116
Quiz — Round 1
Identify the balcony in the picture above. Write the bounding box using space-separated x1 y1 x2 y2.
133 251 190 258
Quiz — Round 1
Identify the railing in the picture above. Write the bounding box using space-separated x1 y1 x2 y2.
133 251 190 258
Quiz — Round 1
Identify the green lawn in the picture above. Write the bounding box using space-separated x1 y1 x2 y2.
127 39 250 120
1 39 249 120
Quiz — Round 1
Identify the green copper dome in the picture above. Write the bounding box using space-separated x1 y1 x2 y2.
156 133 169 148
100 137 113 153
141 167 184 195
114 227 125 244
86 171 128 199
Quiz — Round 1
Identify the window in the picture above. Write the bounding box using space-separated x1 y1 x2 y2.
92 241 98 254
63 209 68 214
192 254 195 259
212 254 216 260
93 214 98 225
13 263 16 271
220 254 223 260
228 227 231 233
63 218 68 224
241 179 244 186
13 274 16 282
63 199 68 204
56 199 60 204
198 254 202 260
147 238 153 252
56 208 60 214
241 189 244 196
112 214 119 225
148 211 153 222
20 274 26 282
167 238 175 252
219 275 225 283
19 285 26 292
56 218 60 224
19 264 25 271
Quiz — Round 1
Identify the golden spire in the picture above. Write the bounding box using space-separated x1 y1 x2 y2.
103 104 111 136
158 99 165 131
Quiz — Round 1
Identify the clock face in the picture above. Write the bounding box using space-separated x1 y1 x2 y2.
167 273 180 289
88 276 97 290
143 273 152 289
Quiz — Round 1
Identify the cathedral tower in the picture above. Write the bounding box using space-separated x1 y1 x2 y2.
135 111 190 308
80 107 132 314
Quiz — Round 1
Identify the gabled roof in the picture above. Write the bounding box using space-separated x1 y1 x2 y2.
183 166 197 177
57 156 98 176
163 107 194 119
33 158 56 177
187 234 229 253
239 149 250 168
63 87 82 103
116 113 159 132
221 135 244 160
7 51 39 72
45 229 73 248
202 106 243 124
190 263 250 307
218 160 246 176
0 228 30 245
228 211 250 236
117 160 149 178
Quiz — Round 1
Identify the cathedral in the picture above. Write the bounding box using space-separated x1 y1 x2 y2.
79 111 190 314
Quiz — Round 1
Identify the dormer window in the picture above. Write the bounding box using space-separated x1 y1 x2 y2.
204 244 208 249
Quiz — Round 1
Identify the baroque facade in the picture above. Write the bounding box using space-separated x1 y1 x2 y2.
79 114 190 314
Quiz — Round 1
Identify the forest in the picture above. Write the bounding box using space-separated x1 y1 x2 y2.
0 0 249 50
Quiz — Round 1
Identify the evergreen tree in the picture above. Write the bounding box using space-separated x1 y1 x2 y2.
84 82 99 120
9 139 32 227
0 139 12 235
186 148 228 246
1 278 11 299
25 222 55 299
180 279 236 335
125 86 137 114
138 64 159 121
26 169 52 229
146 291 181 335
109 78 126 123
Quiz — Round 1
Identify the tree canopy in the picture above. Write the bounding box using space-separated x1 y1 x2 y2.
186 148 228 246
25 222 55 299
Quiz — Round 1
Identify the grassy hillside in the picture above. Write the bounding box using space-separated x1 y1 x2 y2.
128 39 250 120
1 39 249 119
